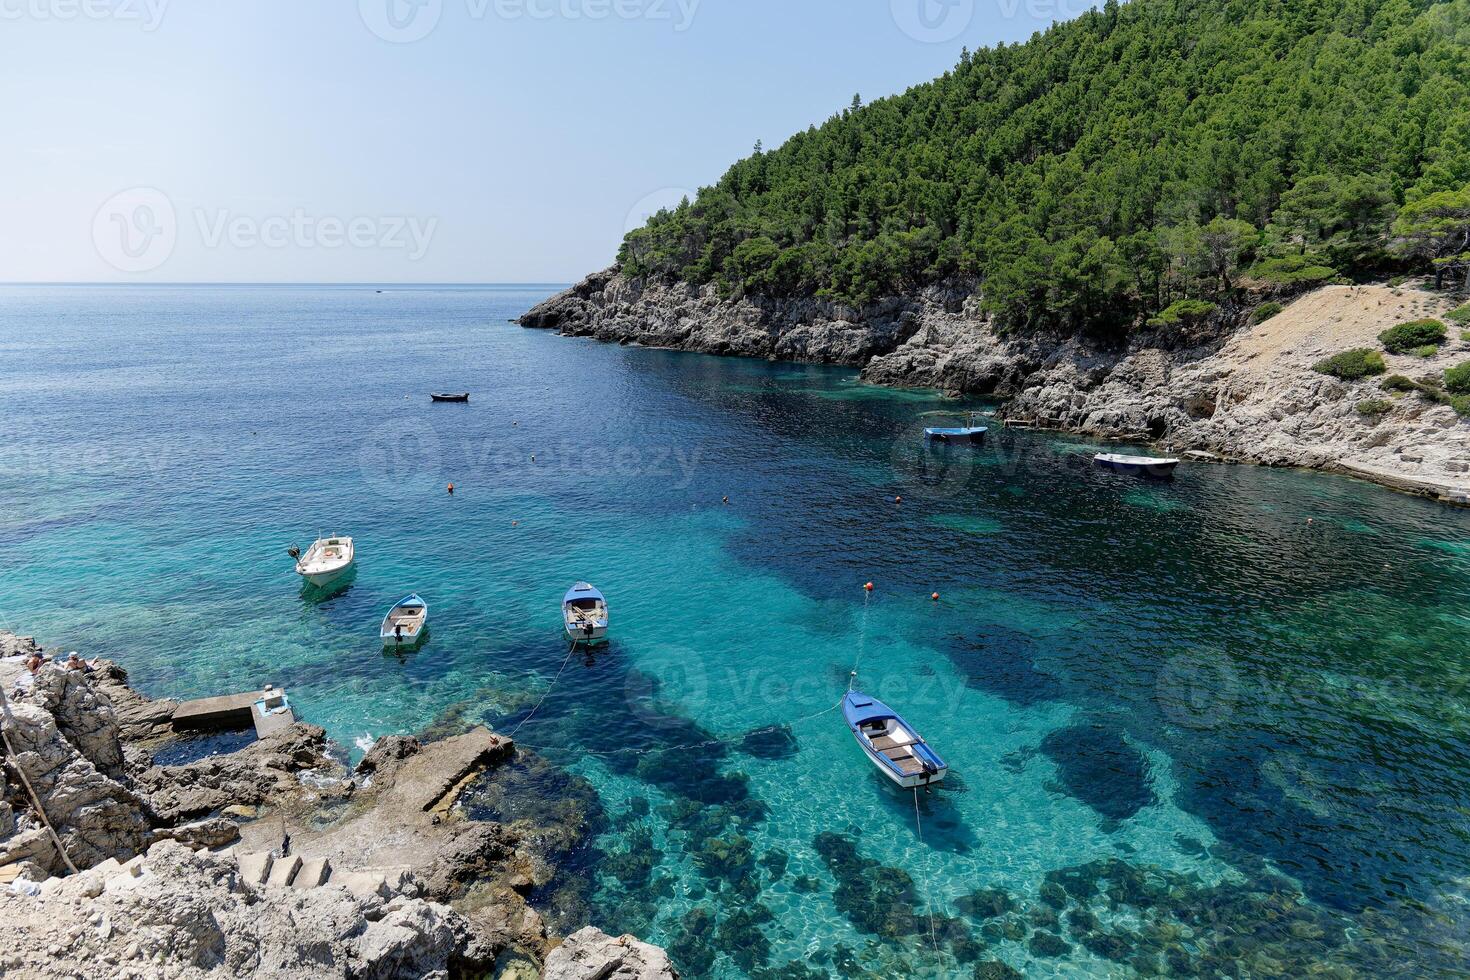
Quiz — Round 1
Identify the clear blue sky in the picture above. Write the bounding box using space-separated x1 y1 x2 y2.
1 0 1088 283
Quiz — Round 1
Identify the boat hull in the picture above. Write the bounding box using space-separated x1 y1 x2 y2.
1094 456 1179 478
925 428 987 444
300 565 352 588
564 624 609 646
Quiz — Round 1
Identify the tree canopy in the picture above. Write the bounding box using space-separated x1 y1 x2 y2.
618 0 1470 335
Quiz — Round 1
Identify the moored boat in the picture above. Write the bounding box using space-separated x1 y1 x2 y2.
563 583 609 646
294 536 355 587
843 691 947 789
1094 453 1181 478
431 393 470 403
380 594 429 647
924 412 988 444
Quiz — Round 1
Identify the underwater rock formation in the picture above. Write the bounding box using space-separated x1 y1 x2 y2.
1038 723 1155 824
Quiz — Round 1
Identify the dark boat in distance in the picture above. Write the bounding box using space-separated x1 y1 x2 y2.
430 393 470 403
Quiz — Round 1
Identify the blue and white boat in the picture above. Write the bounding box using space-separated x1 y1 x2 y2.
380 594 428 647
843 691 947 789
563 583 609 646
924 413 988 444
1094 453 1180 478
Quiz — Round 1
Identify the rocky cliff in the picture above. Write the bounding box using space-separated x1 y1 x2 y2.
1 633 678 980
521 272 1470 503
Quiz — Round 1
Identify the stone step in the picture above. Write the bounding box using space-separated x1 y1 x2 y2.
236 852 274 885
332 870 390 900
290 858 331 890
265 854 302 888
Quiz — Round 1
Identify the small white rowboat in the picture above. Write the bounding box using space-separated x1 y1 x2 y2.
380 594 428 647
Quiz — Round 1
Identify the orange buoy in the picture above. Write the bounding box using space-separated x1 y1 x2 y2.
931 592 940 602
896 496 903 505
864 582 875 592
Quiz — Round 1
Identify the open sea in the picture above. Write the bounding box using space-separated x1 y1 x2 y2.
2 284 1468 978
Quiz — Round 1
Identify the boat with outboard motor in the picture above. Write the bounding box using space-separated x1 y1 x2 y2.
563 583 609 646
843 691 947 789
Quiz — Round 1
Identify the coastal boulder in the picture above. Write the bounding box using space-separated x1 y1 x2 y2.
0 681 150 873
27 661 128 779
0 840 495 979
136 722 346 822
543 927 680 980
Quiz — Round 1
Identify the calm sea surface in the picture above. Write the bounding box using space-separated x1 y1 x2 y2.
2 285 1468 977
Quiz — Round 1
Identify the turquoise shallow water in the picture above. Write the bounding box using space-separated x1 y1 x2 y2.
3 285 1470 977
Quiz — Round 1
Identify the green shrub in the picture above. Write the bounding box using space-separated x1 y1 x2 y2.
1410 344 1440 358
1251 302 1283 324
1387 276 1407 288
1445 362 1470 395
1381 374 1418 392
1446 304 1470 325
1379 318 1447 353
1147 299 1219 328
1356 399 1394 417
1251 255 1337 286
1463 330 1470 342
1314 349 1387 380
1452 396 1470 417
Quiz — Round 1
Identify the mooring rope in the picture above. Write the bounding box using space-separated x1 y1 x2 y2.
0 685 79 875
508 642 579 739
912 786 943 961
850 589 872 692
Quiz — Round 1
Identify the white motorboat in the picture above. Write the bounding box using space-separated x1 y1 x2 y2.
1094 454 1181 478
563 583 609 646
294 536 355 587
380 594 428 648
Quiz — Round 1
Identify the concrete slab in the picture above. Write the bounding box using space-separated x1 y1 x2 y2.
334 871 388 899
236 852 274 885
171 691 265 730
290 858 331 889
265 854 302 888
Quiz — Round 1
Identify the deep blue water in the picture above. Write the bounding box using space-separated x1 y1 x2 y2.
2 285 1468 977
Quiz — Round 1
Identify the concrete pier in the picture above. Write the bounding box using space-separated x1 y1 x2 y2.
172 687 295 739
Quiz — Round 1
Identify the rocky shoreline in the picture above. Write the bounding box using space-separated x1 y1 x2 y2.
0 631 678 980
521 270 1470 505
